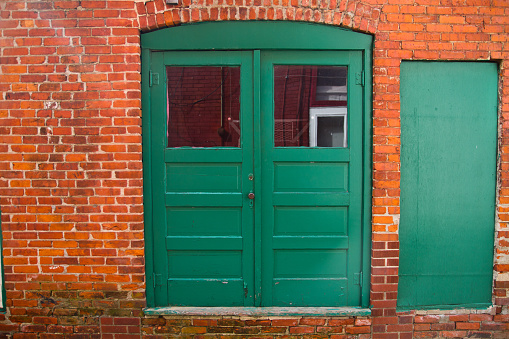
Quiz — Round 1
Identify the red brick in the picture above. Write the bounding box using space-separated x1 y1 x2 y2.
289 326 315 334
1 3 509 339
299 318 326 325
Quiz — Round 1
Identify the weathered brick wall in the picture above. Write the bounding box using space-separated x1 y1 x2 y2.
140 316 371 337
0 0 145 337
0 0 508 338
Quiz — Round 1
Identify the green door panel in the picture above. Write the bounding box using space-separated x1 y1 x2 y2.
274 162 348 192
166 163 242 192
399 61 498 309
167 208 242 236
273 250 348 306
168 279 246 306
273 279 348 306
168 251 243 277
274 207 348 235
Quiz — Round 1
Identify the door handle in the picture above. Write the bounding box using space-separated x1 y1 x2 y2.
247 192 255 208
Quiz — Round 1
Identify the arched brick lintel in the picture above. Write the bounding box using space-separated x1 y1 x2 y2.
135 0 382 34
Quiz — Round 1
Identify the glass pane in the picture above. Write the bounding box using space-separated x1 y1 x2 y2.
274 65 347 147
316 67 347 101
317 116 345 147
167 66 240 147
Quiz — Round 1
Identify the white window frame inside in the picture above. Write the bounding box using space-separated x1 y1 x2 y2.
309 106 348 147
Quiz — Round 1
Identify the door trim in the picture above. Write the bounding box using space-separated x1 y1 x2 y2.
141 21 373 308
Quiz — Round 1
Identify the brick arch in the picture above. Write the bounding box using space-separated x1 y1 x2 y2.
135 0 382 34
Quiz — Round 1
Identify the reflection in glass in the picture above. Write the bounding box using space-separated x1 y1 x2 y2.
316 67 348 102
167 66 240 147
317 116 345 147
274 65 347 147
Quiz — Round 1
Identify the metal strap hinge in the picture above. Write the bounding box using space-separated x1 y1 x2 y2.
149 70 159 87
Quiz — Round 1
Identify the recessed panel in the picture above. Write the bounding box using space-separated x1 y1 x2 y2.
274 207 347 235
166 163 241 192
168 279 244 306
168 250 242 278
274 249 346 278
274 162 347 192
167 207 241 236
272 279 347 306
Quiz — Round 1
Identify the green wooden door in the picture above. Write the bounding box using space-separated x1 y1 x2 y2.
260 51 364 306
150 51 255 306
398 62 498 309
149 49 364 307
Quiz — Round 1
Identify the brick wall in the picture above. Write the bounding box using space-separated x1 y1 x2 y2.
0 0 508 338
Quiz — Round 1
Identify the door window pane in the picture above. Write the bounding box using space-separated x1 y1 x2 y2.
274 65 347 147
167 66 241 147
317 116 345 147
315 67 348 102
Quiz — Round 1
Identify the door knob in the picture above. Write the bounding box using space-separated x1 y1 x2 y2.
248 192 255 199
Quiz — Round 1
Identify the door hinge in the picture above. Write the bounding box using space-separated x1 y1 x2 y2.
355 71 365 87
153 273 163 288
354 272 363 287
149 70 160 87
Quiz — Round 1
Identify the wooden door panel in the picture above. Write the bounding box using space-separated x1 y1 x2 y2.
166 163 242 192
274 162 348 192
274 207 348 235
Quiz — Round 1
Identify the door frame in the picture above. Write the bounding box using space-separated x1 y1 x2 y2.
141 21 373 308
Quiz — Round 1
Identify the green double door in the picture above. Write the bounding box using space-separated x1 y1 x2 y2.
149 50 364 307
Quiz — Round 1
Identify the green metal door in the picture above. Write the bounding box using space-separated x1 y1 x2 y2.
148 48 365 307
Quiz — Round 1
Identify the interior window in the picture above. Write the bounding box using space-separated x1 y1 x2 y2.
274 65 347 147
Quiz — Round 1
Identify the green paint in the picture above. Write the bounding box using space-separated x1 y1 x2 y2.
141 21 372 51
274 163 348 192
274 207 348 235
399 61 498 309
166 164 242 192
152 51 255 306
168 251 243 277
260 51 364 307
167 208 242 236
142 21 372 308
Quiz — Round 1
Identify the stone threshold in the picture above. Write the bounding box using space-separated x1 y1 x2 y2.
143 307 371 317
